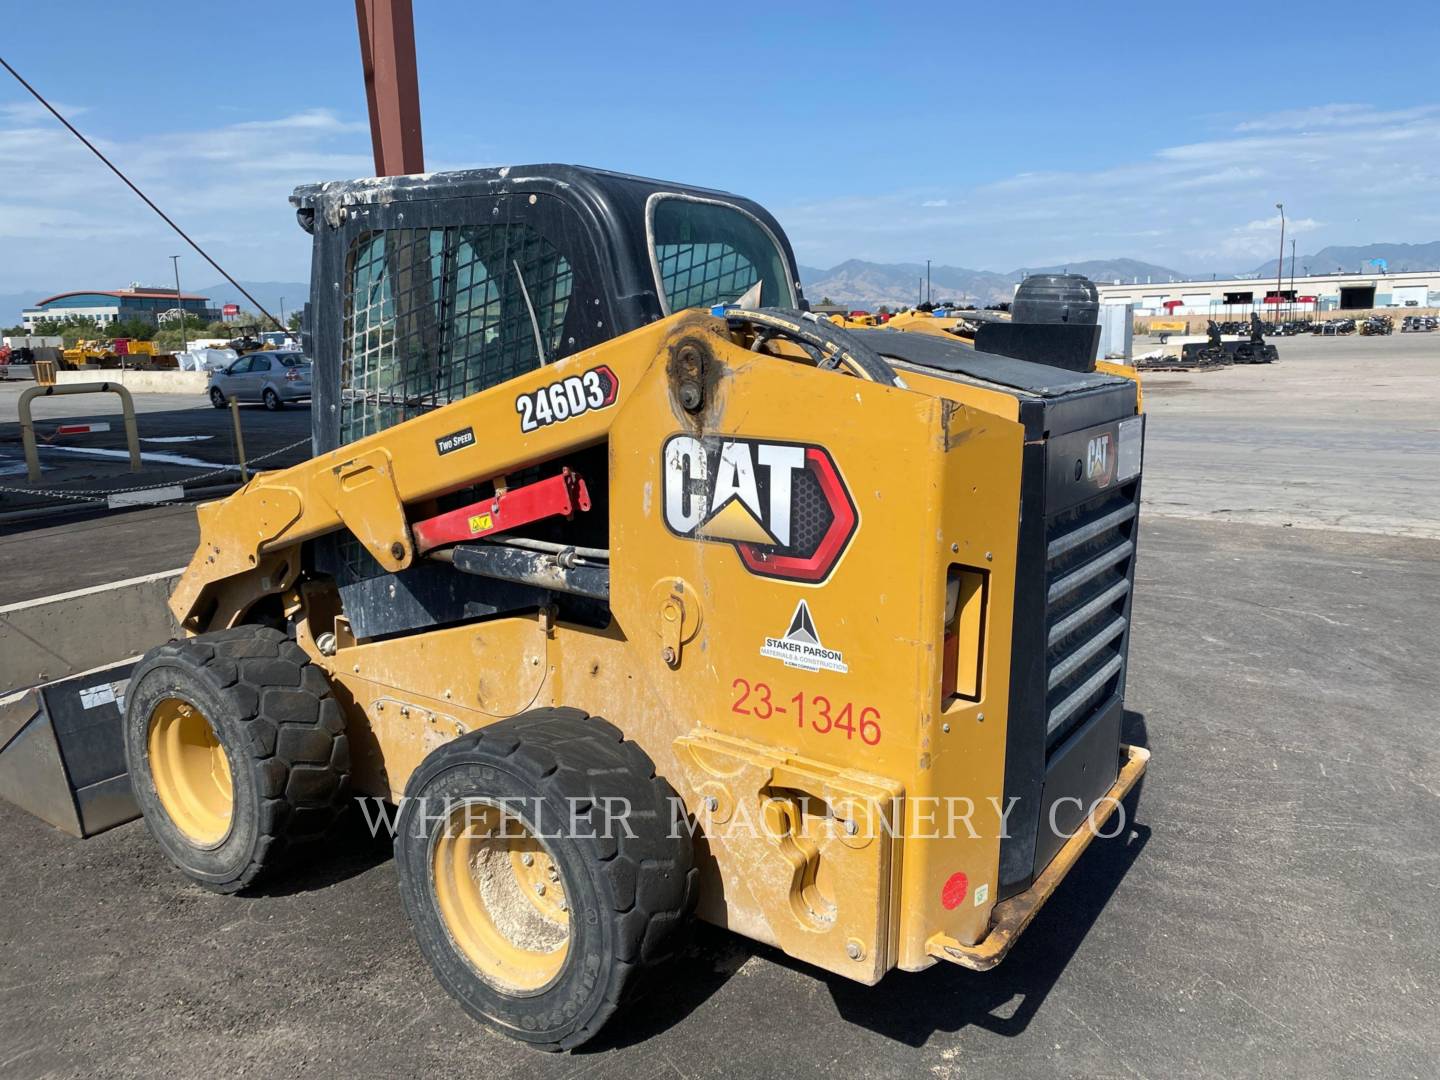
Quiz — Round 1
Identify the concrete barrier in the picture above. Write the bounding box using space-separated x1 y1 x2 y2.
53 369 209 394
0 569 181 695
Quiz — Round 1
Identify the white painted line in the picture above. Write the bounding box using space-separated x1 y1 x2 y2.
0 568 183 615
141 435 213 444
38 445 215 468
107 486 186 509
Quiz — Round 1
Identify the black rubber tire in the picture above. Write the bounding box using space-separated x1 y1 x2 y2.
395 708 698 1051
209 387 227 408
123 625 350 893
262 387 282 410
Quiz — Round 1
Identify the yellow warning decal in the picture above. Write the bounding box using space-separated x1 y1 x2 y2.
468 513 494 534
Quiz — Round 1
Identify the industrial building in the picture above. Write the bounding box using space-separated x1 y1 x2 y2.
1094 268 1435 316
19 286 219 329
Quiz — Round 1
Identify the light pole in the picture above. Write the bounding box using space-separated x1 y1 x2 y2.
170 254 187 353
279 296 286 333
1289 238 1296 320
1274 203 1285 329
926 259 931 306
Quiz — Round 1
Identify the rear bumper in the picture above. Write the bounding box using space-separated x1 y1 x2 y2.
926 743 1149 972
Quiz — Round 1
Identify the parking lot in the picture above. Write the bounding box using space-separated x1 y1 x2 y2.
1 333 1437 1078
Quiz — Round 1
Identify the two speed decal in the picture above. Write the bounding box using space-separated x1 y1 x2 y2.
516 365 619 433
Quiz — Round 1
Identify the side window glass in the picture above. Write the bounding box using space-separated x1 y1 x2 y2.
252 357 272 372
649 196 794 314
229 358 252 374
341 224 573 443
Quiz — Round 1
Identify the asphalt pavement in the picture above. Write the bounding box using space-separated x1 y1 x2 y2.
0 387 313 516
0 335 1437 1078
2 515 1435 1079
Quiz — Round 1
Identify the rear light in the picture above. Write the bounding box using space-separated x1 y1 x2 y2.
941 566 987 701
285 368 301 381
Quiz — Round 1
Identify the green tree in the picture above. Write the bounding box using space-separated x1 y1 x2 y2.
109 318 156 341
229 310 266 335
287 310 302 332
158 311 208 331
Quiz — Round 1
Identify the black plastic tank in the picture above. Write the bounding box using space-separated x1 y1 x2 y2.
1012 273 1099 326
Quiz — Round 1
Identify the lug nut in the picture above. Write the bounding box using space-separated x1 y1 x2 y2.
844 819 859 836
704 796 719 813
520 853 534 867
534 882 546 897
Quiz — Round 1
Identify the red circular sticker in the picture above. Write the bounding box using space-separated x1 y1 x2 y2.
941 872 969 910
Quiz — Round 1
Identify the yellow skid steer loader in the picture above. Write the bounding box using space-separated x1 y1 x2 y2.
124 165 1148 1050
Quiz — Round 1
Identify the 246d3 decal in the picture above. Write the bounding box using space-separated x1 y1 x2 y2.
661 434 857 583
516 365 618 433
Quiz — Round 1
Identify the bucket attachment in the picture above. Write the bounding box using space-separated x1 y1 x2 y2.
0 660 139 838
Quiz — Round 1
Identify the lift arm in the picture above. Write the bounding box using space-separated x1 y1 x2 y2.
168 313 712 631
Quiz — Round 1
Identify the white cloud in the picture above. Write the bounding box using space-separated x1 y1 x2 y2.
4 93 1439 299
0 100 88 123
0 102 375 295
775 101 1440 273
1234 104 1440 132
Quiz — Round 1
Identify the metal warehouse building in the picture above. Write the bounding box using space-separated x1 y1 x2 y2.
1094 269 1435 316
20 286 219 329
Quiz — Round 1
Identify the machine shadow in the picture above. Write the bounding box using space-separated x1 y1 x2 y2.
246 800 396 897
593 709 1152 1050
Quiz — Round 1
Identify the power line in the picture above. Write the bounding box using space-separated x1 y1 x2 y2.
0 54 286 330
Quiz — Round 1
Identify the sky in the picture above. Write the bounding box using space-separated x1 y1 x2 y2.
2 0 1438 297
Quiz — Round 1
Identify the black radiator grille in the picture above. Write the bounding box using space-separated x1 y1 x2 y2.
1043 482 1139 749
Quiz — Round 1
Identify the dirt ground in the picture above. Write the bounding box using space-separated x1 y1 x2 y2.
1 333 1437 1078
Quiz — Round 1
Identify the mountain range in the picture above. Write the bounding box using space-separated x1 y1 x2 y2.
1251 241 1440 279
192 281 309 318
803 242 1440 308
6 242 1440 322
797 258 1189 309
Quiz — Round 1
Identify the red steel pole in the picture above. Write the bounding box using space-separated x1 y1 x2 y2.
356 0 425 176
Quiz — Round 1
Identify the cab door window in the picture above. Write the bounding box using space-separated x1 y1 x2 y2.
341 223 573 443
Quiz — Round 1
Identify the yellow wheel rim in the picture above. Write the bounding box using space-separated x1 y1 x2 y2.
147 697 234 846
431 801 570 994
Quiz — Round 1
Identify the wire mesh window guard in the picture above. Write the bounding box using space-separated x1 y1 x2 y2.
341 224 573 445
650 197 793 314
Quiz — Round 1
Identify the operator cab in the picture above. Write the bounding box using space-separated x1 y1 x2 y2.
293 164 804 454
292 165 807 639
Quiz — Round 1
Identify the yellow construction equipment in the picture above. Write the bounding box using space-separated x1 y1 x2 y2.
60 339 113 369
124 166 1148 1051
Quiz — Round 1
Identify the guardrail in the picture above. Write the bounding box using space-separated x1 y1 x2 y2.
18 381 141 483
